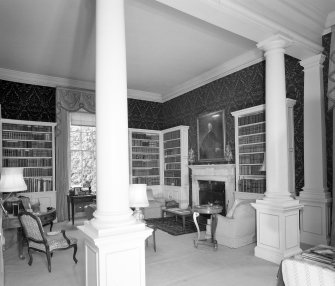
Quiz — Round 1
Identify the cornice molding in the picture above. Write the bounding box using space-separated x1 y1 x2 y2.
127 89 163 103
325 11 335 31
162 49 264 102
0 68 95 90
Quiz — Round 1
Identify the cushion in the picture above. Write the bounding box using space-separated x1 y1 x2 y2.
146 188 155 201
29 233 77 252
233 203 255 219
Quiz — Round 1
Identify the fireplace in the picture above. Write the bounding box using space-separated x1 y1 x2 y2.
199 180 225 214
189 164 235 212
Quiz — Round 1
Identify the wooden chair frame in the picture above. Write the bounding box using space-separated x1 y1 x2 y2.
18 211 77 272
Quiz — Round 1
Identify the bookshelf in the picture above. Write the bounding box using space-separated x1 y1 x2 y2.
129 126 189 208
232 99 296 200
1 118 56 210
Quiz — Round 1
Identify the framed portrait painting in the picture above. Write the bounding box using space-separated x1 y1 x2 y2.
197 110 226 162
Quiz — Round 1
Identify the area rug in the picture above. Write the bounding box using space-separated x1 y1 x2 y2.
145 216 207 236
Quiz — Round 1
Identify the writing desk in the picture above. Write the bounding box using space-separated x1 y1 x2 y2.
67 194 96 225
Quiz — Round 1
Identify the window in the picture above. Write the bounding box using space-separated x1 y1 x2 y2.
70 111 96 192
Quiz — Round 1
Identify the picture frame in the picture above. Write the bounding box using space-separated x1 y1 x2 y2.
197 109 226 162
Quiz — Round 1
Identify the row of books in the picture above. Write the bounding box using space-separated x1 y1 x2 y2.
3 148 52 157
165 163 181 170
238 112 265 126
3 123 52 133
239 153 264 164
239 122 265 136
3 131 52 141
24 177 53 192
132 132 159 141
163 130 180 141
239 165 265 175
164 148 181 156
239 143 265 153
164 178 181 186
23 168 52 177
239 133 266 145
165 156 181 163
132 176 160 185
132 168 160 176
3 158 52 167
132 160 159 168
3 140 52 149
164 170 181 178
132 146 159 154
238 178 266 193
132 139 159 147
132 154 159 160
164 139 180 149
301 245 335 266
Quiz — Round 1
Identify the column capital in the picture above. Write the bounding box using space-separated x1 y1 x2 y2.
300 54 326 69
257 34 293 53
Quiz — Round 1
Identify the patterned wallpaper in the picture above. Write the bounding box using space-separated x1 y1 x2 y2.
128 98 163 130
0 79 56 122
323 32 333 192
162 56 305 194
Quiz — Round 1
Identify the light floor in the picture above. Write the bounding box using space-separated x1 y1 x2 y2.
4 219 279 286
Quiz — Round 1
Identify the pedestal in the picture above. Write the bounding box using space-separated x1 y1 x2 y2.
252 200 303 264
78 221 152 286
298 191 332 245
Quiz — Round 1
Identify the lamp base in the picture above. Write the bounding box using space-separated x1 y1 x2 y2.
132 207 145 222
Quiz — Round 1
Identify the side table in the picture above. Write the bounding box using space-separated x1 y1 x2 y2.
192 204 223 250
67 194 96 225
145 223 157 252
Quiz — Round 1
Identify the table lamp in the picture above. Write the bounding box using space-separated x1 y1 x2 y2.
0 167 27 216
129 184 149 222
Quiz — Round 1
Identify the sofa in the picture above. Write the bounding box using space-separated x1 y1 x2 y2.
216 199 256 248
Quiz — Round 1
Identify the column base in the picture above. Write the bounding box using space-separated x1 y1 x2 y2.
78 220 152 286
298 191 332 246
252 199 303 265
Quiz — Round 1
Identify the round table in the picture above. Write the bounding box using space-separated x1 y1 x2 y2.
192 204 223 250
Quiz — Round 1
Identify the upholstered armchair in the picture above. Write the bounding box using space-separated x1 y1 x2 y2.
216 200 256 248
142 188 165 219
19 211 78 272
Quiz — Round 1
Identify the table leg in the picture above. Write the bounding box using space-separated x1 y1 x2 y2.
17 227 25 260
211 214 218 250
67 197 70 221
71 201 75 225
193 212 200 248
49 221 53 232
152 228 156 252
182 216 186 232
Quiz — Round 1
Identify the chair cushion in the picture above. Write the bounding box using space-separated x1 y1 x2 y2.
233 203 255 219
29 233 77 252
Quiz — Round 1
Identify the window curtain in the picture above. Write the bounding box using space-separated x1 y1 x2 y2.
55 87 95 221
327 26 335 245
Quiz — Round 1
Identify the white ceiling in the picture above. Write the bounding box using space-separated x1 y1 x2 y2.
0 0 334 102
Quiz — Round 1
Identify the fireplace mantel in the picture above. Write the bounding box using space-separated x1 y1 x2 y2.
189 164 235 211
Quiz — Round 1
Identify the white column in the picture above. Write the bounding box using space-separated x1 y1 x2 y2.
252 35 303 265
299 54 332 245
78 1 151 285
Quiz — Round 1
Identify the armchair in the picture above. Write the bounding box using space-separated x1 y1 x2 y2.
18 211 78 272
216 200 256 248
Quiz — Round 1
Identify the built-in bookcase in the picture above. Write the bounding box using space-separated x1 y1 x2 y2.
0 117 56 210
232 99 296 199
129 126 189 208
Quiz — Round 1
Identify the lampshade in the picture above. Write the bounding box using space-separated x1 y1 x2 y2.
129 184 149 208
0 167 27 193
259 153 266 172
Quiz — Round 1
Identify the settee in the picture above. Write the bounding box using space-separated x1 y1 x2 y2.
216 199 256 248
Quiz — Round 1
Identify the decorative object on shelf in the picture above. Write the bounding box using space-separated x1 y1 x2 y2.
129 184 149 222
259 153 266 172
0 167 27 216
224 144 233 163
197 110 226 162
188 148 195 165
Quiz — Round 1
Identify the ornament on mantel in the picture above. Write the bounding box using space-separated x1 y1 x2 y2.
188 148 195 165
224 144 233 163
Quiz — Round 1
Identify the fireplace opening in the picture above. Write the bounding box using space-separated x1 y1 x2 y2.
198 180 225 215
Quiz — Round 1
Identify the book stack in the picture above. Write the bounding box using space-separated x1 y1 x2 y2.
301 245 335 266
